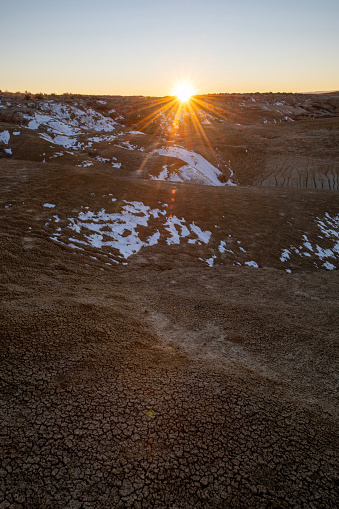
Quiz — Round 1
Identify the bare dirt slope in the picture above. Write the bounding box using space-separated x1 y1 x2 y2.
1 92 339 508
1 91 338 189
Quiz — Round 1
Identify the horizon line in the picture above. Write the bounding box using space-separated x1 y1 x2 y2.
1 89 338 98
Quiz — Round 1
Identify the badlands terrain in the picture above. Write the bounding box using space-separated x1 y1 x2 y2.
1 91 339 508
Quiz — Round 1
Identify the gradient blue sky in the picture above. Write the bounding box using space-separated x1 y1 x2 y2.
1 0 338 95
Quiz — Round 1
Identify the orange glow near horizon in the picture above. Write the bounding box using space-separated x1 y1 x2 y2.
173 81 196 103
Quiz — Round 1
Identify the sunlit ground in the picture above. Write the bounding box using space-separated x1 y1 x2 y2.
129 82 234 177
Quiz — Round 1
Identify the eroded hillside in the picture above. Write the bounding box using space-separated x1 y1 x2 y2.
1 91 338 188
1 91 339 272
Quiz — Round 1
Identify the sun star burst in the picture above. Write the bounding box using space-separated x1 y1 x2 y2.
173 81 195 102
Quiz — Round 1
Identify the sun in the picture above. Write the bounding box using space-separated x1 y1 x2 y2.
173 81 195 102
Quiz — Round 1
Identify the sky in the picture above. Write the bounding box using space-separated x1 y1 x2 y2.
1 0 338 96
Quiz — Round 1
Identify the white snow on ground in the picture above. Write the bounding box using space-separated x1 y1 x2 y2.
153 146 225 186
176 165 220 185
302 235 313 251
45 198 264 269
164 216 190 244
150 165 168 181
5 148 12 155
89 136 102 143
26 112 79 135
44 102 119 132
214 236 259 268
4 98 240 186
47 200 213 262
49 151 64 159
69 202 161 257
40 133 78 149
45 203 337 271
218 240 226 253
199 255 216 267
323 261 336 270
0 130 10 144
245 261 259 268
280 249 290 262
96 156 110 163
20 100 121 150
65 202 158 259
26 118 41 130
219 238 232 254
317 213 339 241
280 213 339 270
151 165 202 184
115 141 138 151
76 161 93 167
147 231 161 245
189 223 212 244
88 135 116 143
174 166 199 183
224 161 238 186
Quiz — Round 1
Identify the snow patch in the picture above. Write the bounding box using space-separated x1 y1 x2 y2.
164 216 190 245
46 199 214 264
151 165 168 181
199 255 216 267
153 146 224 186
280 214 339 269
189 223 212 244
76 161 93 167
245 261 259 268
280 249 290 262
323 261 336 270
0 130 10 144
40 133 77 149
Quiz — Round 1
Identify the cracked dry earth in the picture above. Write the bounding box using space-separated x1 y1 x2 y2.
1 163 339 508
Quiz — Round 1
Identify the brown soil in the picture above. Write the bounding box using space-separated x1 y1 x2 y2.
1 92 338 508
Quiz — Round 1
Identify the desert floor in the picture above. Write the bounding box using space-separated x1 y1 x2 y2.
1 92 338 508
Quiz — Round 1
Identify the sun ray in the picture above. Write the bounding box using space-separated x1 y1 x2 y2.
173 81 196 103
193 96 233 121
132 98 177 133
132 88 236 189
188 102 213 144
